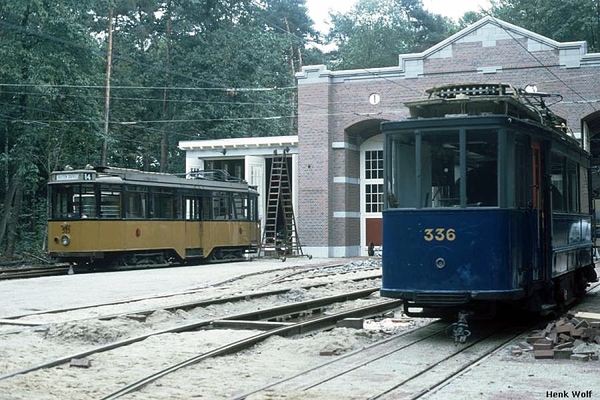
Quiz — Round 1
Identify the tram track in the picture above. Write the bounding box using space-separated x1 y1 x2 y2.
1 262 596 399
0 271 381 331
0 264 71 280
233 319 532 400
100 298 401 400
231 278 600 399
0 288 401 400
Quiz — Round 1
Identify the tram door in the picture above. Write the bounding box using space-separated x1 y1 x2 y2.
245 155 265 229
594 199 600 253
531 141 545 281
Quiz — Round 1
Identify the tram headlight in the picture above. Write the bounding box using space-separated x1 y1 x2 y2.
435 257 446 269
61 235 70 246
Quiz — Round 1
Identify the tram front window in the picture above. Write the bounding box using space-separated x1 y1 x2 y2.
465 130 498 207
51 184 97 219
386 128 498 208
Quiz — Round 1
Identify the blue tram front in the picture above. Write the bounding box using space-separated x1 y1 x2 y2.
380 84 597 318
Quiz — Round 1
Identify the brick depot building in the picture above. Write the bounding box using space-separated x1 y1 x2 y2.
182 17 600 258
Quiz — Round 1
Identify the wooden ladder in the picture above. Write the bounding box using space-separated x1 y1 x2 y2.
260 149 308 260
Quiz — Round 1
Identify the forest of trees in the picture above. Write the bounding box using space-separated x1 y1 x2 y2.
1 0 599 259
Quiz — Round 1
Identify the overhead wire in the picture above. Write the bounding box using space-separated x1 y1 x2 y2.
483 14 598 112
4 5 598 136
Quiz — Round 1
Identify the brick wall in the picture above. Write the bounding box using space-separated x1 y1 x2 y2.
296 17 600 256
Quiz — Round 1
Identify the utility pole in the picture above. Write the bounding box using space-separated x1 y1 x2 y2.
101 6 114 166
160 0 172 172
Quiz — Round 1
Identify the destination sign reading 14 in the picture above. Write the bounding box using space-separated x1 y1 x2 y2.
55 173 95 181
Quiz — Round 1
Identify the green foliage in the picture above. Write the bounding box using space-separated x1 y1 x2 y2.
2 0 597 259
489 0 600 52
326 0 456 70
0 0 313 258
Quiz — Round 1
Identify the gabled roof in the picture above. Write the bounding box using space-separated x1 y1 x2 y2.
296 16 591 83
410 16 586 61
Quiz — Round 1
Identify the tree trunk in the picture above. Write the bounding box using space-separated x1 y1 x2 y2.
0 178 18 255
5 184 23 258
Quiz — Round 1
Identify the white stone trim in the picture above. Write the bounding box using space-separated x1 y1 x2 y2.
179 135 297 151
478 66 502 74
333 212 361 218
332 141 359 151
333 177 360 185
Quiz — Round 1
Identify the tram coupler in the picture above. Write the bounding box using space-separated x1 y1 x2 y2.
449 310 471 345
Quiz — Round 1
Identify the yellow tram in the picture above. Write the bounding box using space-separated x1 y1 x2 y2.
47 166 260 269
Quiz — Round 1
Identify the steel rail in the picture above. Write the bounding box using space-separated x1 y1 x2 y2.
372 325 529 399
232 320 449 400
0 265 70 280
100 298 403 400
0 274 381 330
0 261 361 320
0 287 389 382
405 329 530 400
234 321 531 400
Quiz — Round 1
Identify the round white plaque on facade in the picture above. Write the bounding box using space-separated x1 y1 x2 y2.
369 93 381 105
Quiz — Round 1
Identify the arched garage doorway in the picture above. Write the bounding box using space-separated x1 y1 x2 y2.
360 134 384 256
345 118 387 257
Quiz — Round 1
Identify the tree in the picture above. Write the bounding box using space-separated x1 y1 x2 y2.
0 1 104 258
325 0 456 70
489 0 600 52
0 0 320 259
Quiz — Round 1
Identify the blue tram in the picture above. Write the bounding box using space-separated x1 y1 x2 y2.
380 84 598 319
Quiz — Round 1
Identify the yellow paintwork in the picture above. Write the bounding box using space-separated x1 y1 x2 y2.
201 221 259 257
48 219 259 260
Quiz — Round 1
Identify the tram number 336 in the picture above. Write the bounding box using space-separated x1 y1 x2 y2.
423 228 456 242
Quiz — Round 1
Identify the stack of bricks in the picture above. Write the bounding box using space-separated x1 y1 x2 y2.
512 312 600 361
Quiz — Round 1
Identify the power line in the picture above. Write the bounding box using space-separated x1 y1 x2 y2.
0 83 296 92
485 15 597 112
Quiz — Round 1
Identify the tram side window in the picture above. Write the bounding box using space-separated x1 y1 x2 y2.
248 195 257 221
550 154 580 213
150 188 174 219
202 196 212 220
550 152 565 212
213 192 232 220
232 192 247 220
125 186 147 219
99 185 122 219
184 197 202 220
184 194 209 220
581 166 590 214
566 159 579 213
513 134 529 209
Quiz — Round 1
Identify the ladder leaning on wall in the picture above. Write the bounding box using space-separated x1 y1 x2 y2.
260 148 311 261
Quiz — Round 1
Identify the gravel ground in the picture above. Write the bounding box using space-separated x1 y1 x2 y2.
0 258 599 399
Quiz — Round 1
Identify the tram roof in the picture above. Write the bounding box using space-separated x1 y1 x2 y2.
49 166 253 192
404 83 568 133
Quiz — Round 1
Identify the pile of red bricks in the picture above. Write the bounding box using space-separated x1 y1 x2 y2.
512 312 600 361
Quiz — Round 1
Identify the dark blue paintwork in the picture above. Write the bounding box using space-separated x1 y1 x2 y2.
381 208 536 302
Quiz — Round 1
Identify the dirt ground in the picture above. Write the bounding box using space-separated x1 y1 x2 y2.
0 258 599 399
